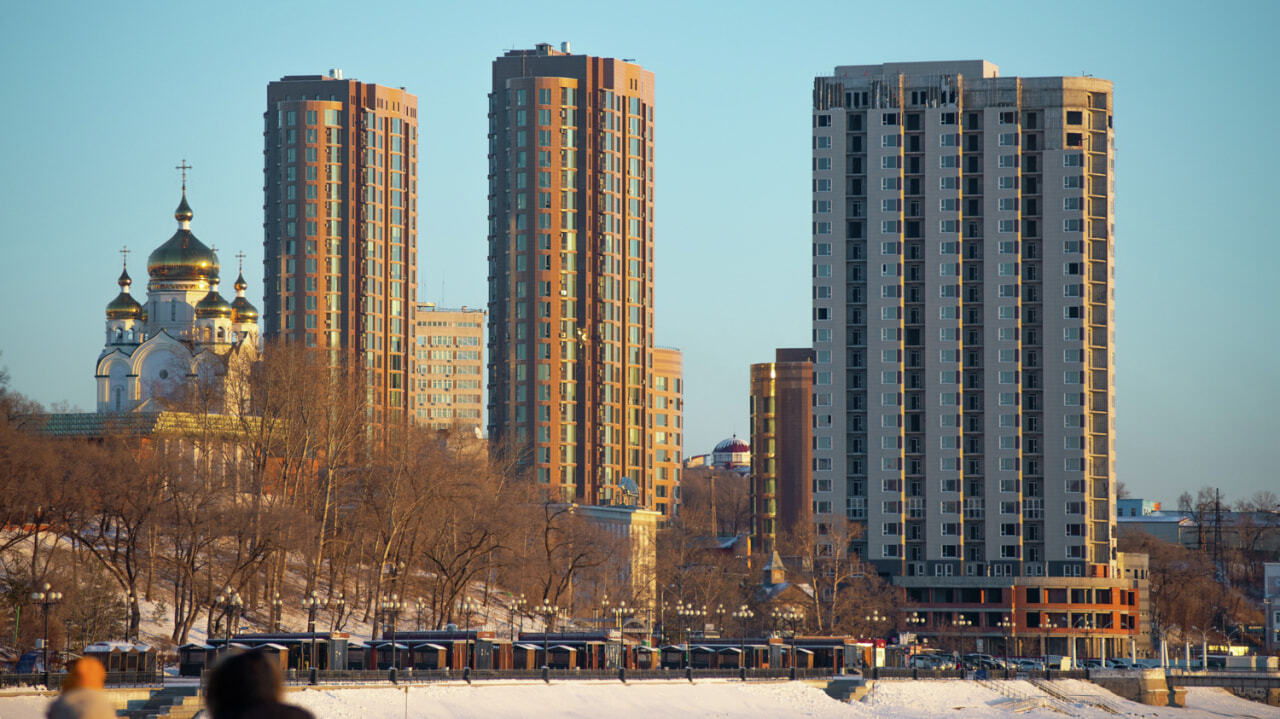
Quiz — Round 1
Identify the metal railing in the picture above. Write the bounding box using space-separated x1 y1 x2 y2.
284 666 838 685
0 670 163 688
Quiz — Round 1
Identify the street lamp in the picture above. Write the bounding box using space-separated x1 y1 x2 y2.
30 583 62 686
676 602 706 669
906 612 926 667
772 607 804 679
955 614 973 657
611 601 628 635
301 590 325 683
329 592 346 633
536 600 558 670
998 615 1014 671
511 593 527 642
461 597 480 671
415 597 427 631
732 605 755 672
213 587 243 659
270 593 283 633
379 594 404 680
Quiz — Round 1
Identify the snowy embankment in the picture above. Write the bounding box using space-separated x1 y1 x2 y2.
1 679 1275 719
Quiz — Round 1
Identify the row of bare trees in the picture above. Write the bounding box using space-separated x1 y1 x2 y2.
656 466 899 641
0 346 626 654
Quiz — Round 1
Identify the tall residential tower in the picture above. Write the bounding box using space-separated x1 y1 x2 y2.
488 44 666 508
812 61 1137 657
263 71 418 426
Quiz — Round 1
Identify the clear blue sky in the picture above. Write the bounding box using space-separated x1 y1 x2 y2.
1 0 1276 504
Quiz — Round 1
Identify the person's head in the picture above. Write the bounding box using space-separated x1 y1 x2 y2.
61 656 106 692
205 650 283 718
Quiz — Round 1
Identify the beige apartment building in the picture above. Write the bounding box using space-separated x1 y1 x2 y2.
812 61 1133 657
652 347 684 517
412 303 485 433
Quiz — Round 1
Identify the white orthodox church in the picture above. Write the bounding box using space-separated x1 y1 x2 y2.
96 191 259 414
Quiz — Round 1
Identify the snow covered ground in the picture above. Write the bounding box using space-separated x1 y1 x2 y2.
1 678 1275 718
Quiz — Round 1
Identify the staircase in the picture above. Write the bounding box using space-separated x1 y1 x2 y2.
1030 678 1123 715
117 685 203 719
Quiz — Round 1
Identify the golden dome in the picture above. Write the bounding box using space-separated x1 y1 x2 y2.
147 193 219 283
230 273 259 323
106 268 145 320
195 287 233 319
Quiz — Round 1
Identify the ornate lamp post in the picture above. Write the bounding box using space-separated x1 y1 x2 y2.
676 602 706 669
30 583 62 686
905 611 926 668
461 597 480 670
536 600 558 670
301 590 326 683
329 592 346 632
270 593 283 633
213 587 243 659
998 615 1014 671
732 605 755 671
772 607 804 679
955 614 973 657
379 594 404 680
412 597 425 631
611 601 628 634
713 603 726 636
511 593 527 641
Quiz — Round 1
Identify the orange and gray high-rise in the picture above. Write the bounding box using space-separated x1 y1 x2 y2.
488 44 662 507
263 71 418 426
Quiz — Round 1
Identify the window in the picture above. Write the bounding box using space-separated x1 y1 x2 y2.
941 544 960 558
999 392 1018 406
881 134 900 147
940 176 959 190
998 154 1017 168
816 135 831 149
881 241 899 255
815 157 831 170
1063 219 1083 232
940 241 959 254
940 155 959 168
939 133 959 147
1066 110 1083 125
1063 197 1083 211
815 178 831 192
998 262 1017 276
882 112 898 125
815 200 831 213
1064 175 1084 188
998 176 1017 189
998 220 1017 233
940 198 958 212
939 219 958 233
999 132 1017 146
882 177 900 190
998 198 1018 212
1064 153 1084 167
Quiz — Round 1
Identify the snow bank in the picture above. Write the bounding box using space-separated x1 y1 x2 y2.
2 678 1276 719
290 680 857 719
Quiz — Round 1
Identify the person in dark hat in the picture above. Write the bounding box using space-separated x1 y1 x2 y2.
204 650 313 719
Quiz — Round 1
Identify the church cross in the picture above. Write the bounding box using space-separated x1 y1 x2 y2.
175 159 192 191
120 245 129 267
